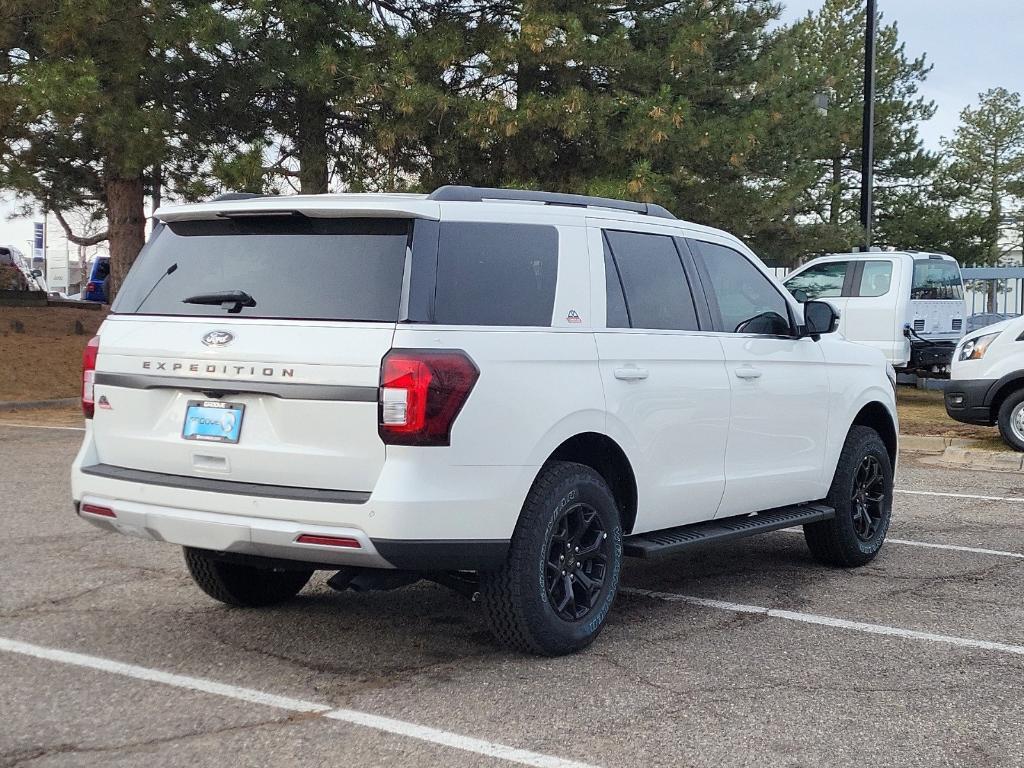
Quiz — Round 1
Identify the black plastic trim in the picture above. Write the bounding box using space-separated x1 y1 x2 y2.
95 372 377 402
945 377 999 425
371 538 510 571
80 463 371 504
428 185 676 219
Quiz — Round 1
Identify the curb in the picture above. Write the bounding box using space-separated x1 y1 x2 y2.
901 434 1024 472
937 446 1024 472
898 435 976 455
0 397 79 411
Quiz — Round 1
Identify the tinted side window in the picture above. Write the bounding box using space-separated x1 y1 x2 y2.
603 242 630 328
693 240 791 334
857 260 893 297
604 230 698 331
433 222 558 326
784 261 847 299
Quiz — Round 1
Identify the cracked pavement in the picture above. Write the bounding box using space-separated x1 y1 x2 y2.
1 423 1023 767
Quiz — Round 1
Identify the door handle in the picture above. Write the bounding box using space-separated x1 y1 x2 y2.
734 366 762 380
614 367 649 381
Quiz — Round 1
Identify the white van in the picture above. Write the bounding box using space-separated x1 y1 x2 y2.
783 251 967 374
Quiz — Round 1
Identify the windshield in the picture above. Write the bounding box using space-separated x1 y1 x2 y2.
112 217 410 321
911 260 963 300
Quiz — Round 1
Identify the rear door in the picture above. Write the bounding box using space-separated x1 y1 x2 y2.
92 216 414 494
841 259 905 360
689 238 830 517
592 223 730 532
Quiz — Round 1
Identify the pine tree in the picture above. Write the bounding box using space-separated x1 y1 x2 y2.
942 88 1024 267
778 0 936 256
383 0 817 261
0 0 256 297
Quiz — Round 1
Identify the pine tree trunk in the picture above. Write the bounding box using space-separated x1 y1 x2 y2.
297 99 330 194
105 176 146 303
829 156 842 226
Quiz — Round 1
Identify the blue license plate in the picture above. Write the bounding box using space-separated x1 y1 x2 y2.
182 400 245 444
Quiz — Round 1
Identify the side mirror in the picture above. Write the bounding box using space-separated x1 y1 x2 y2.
803 300 839 339
790 287 808 304
30 269 42 278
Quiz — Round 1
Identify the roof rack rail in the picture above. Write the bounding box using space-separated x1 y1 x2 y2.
428 185 676 219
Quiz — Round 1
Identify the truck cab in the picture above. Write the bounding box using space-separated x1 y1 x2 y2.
783 251 966 375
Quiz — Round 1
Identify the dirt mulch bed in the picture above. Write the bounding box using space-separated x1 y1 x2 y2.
0 306 107 402
896 386 1009 450
0 405 84 428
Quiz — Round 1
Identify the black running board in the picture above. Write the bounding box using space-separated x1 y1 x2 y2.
623 503 835 559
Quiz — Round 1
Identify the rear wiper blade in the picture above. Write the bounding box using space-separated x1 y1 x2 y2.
183 290 256 314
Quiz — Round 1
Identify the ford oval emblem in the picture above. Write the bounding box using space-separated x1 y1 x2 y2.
202 330 234 347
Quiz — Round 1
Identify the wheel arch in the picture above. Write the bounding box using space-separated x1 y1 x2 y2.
545 432 638 535
851 401 898 468
988 375 1024 422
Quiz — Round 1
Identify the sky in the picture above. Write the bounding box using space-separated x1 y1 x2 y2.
3 0 1023 251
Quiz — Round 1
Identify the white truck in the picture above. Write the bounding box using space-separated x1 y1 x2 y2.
783 251 967 376
72 187 898 655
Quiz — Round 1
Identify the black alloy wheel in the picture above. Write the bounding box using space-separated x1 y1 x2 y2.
851 454 886 542
545 503 611 622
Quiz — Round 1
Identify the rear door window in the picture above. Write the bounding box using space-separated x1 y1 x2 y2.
603 230 699 331
784 261 848 299
113 217 410 321
857 260 893 297
433 222 558 326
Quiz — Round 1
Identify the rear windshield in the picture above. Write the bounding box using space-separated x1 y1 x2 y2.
113 217 410 321
911 259 964 300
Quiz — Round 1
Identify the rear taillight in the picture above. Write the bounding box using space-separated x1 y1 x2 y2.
378 349 479 446
86 282 97 293
82 335 99 418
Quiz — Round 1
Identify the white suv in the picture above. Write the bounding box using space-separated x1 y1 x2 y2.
72 186 898 655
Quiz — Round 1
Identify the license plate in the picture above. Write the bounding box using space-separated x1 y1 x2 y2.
182 400 245 444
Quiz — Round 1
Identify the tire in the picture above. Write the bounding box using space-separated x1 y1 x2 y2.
183 548 313 607
480 461 623 656
804 425 893 567
996 389 1024 452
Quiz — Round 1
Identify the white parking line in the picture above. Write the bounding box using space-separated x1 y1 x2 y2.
886 538 1024 559
0 637 598 768
0 422 84 431
775 529 1024 560
896 489 1024 503
620 588 1024 657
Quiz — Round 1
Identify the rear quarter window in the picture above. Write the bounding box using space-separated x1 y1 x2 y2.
432 222 558 326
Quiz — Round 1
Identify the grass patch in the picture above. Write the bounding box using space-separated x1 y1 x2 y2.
897 386 1002 444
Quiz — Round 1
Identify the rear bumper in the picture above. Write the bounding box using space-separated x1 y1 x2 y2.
76 496 392 567
944 378 996 425
71 427 526 571
75 497 509 571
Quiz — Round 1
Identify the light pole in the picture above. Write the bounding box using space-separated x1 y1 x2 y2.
859 0 878 250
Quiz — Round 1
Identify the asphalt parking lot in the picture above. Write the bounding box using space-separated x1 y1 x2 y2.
2 420 1022 768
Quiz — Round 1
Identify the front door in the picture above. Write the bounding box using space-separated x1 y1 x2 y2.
689 238 831 518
